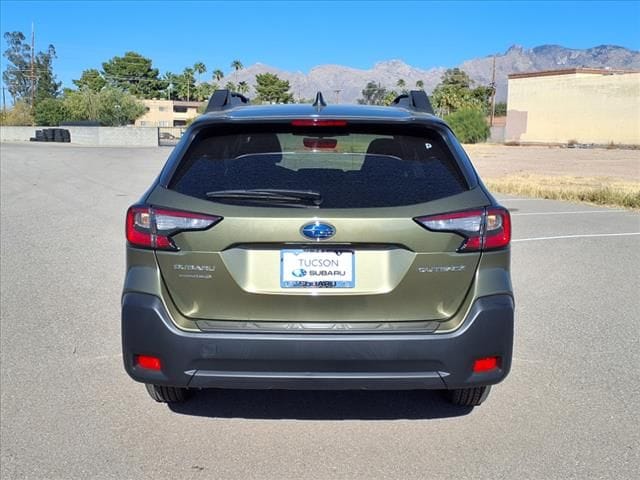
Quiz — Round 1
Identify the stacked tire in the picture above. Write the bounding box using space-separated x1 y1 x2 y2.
30 128 71 143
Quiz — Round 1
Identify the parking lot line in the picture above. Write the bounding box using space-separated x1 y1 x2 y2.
512 232 640 243
511 210 627 216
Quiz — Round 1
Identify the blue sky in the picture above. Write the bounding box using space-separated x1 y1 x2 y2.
1 0 639 89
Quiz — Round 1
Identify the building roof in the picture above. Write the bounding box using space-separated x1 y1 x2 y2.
508 67 640 80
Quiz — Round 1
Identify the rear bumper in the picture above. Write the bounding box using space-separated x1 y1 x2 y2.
122 293 514 390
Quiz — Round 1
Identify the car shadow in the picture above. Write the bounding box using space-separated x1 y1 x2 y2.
168 389 474 420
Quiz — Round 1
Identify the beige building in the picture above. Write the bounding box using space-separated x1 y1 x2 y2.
135 100 204 127
505 68 640 145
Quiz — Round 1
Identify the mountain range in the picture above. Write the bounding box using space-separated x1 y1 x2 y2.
227 44 639 103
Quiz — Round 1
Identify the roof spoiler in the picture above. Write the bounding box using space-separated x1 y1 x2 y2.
391 90 434 114
205 89 250 112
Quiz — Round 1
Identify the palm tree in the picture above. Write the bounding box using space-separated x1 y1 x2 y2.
231 60 243 84
397 78 406 89
183 67 195 101
193 62 206 79
212 69 224 83
238 81 249 95
416 80 424 90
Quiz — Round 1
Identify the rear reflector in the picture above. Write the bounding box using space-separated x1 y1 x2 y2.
473 356 499 373
414 207 511 252
136 355 162 371
126 205 221 251
291 119 347 127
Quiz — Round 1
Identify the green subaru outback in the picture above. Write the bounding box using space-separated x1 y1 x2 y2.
122 90 513 407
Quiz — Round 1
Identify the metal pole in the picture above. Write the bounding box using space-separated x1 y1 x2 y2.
30 23 35 124
490 54 497 127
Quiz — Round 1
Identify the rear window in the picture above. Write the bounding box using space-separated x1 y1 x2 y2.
169 124 468 208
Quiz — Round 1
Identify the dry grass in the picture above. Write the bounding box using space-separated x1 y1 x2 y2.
484 175 640 209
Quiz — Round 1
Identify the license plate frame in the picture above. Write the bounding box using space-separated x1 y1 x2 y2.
280 249 355 289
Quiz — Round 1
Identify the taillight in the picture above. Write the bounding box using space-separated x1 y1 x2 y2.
414 207 511 252
126 205 221 251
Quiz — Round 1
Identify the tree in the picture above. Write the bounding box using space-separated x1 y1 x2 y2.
416 80 424 90
237 81 249 94
431 68 492 116
101 51 166 98
494 101 507 117
396 79 407 94
231 59 243 83
73 69 106 92
2 31 61 105
193 62 206 79
358 81 387 105
254 73 294 104
63 87 146 126
181 67 196 101
212 69 224 82
194 82 215 101
34 97 67 125
0 100 33 125
231 59 243 72
444 108 489 143
224 81 237 92
383 90 399 106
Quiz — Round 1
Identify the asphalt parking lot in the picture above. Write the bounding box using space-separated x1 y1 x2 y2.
1 143 639 479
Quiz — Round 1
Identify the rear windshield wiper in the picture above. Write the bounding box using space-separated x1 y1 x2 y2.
205 189 323 207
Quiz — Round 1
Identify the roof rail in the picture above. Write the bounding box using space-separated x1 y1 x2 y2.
205 89 250 112
391 90 434 114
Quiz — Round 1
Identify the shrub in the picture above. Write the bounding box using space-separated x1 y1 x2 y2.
34 98 68 126
444 108 490 144
0 100 34 126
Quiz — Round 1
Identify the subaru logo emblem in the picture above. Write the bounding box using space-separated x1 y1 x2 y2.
301 221 335 241
292 268 307 277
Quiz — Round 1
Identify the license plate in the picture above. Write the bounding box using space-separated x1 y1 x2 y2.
280 249 355 288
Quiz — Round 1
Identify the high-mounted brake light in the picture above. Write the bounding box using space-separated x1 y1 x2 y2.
291 119 347 127
126 205 221 251
414 207 511 252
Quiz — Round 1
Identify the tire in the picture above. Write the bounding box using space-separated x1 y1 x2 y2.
445 386 491 407
145 383 191 403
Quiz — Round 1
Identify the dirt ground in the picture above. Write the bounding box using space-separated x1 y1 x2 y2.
464 144 640 181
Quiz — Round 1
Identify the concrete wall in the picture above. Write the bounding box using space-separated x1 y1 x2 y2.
1 126 159 146
505 72 640 145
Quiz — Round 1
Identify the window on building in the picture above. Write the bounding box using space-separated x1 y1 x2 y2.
158 121 170 127
159 106 168 112
173 120 187 127
173 106 188 113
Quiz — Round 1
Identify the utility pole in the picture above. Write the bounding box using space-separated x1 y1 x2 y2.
30 23 35 109
489 54 497 127
334 89 341 104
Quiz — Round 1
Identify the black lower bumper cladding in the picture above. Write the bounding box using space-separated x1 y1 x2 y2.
122 293 514 390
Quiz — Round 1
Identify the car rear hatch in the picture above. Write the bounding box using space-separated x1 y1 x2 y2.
139 120 494 326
